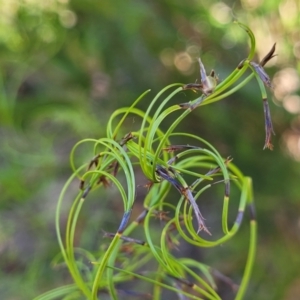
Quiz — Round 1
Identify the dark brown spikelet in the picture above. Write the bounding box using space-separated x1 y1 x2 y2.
263 98 275 150
260 43 276 67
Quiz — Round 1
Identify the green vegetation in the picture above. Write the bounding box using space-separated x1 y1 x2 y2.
35 23 276 299
1 1 299 300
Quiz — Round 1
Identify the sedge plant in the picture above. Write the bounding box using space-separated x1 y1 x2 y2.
35 22 276 300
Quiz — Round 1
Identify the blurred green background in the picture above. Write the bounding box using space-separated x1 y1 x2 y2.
0 0 299 299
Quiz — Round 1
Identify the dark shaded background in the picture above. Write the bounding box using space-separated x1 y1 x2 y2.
0 0 299 299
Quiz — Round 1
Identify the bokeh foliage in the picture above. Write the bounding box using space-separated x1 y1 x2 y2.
0 0 300 299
